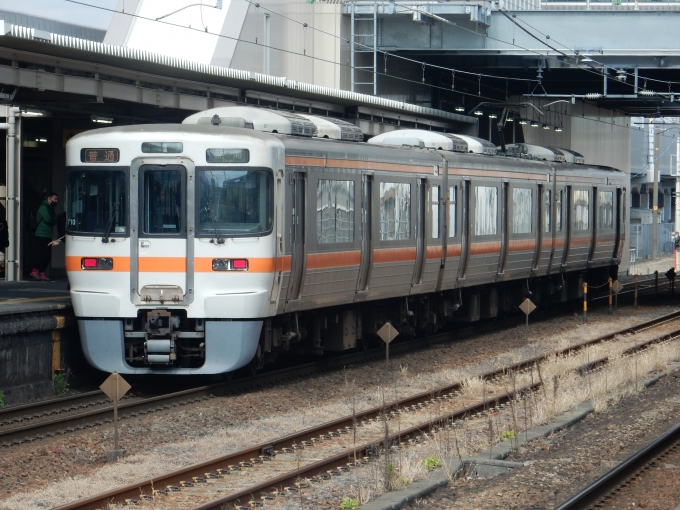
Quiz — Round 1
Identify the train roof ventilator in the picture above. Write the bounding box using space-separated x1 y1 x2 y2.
182 106 364 141
367 129 497 155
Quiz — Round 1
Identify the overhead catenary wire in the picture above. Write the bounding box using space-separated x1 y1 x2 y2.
57 0 680 141
501 7 680 90
62 0 503 102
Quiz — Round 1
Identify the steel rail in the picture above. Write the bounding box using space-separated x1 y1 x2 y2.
192 326 680 510
52 313 680 510
554 420 680 510
1 287 627 448
0 271 668 444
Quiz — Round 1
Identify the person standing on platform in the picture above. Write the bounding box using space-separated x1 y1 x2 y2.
31 191 59 281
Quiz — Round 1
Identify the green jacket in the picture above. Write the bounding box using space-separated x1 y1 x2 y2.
35 199 56 239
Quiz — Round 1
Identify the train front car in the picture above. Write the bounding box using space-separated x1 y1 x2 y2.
65 125 283 374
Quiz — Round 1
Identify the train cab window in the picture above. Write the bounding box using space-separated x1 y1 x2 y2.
66 170 126 235
449 186 457 238
379 182 411 241
545 190 551 233
431 185 440 239
142 170 182 234
597 191 614 229
512 188 532 234
197 169 273 236
474 185 497 236
317 180 355 243
573 190 590 230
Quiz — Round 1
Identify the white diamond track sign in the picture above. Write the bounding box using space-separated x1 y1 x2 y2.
612 280 624 294
519 298 537 327
100 372 131 459
377 322 399 344
100 372 131 402
377 322 399 366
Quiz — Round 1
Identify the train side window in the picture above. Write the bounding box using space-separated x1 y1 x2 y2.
512 187 532 234
380 182 411 241
573 189 590 230
597 191 614 229
448 186 457 238
474 185 497 236
556 190 563 232
317 180 355 243
431 185 440 239
545 190 551 233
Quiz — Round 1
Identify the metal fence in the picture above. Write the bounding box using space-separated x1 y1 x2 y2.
629 223 676 260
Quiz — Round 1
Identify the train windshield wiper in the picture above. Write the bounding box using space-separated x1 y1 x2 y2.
206 203 225 245
101 202 119 244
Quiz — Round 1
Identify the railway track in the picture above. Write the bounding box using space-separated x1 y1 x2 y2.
0 276 671 449
52 307 680 510
554 420 680 510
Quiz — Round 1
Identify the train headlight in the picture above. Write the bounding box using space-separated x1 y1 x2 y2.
212 259 249 271
81 257 113 270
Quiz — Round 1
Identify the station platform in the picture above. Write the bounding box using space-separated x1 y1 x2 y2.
0 280 72 316
0 280 78 406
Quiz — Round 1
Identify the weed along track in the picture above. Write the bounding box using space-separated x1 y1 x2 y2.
48 309 680 510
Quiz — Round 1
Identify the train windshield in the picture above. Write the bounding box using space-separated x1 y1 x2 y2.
197 168 273 236
66 169 127 235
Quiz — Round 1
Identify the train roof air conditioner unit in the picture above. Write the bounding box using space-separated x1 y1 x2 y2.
183 106 317 137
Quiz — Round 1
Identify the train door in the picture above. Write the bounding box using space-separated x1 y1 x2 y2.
535 184 553 274
591 187 617 265
549 186 566 272
466 180 503 284
440 179 463 290
131 162 193 305
412 178 427 288
504 181 537 279
366 176 417 301
458 180 471 280
566 185 592 268
356 173 373 299
561 186 572 267
614 188 625 261
285 172 306 310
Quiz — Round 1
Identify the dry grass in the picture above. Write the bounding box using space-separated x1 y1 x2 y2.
339 337 680 505
1 311 675 510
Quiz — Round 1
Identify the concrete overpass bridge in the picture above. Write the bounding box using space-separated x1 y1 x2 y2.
344 1 680 117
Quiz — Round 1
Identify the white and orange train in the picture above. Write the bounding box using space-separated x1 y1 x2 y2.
65 107 626 374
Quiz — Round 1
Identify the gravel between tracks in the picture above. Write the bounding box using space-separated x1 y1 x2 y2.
0 305 678 510
401 365 680 510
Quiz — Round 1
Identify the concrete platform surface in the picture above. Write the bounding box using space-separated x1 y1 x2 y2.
0 280 71 315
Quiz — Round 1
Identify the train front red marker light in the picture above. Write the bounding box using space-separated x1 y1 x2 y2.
82 258 98 268
232 259 248 270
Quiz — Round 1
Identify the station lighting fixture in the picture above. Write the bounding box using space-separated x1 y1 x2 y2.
530 121 539 127
455 106 465 112
35 138 47 142
518 119 528 125
542 124 551 130
21 109 44 116
580 55 594 63
506 117 514 122
91 115 113 124
474 110 483 116
488 113 498 119
555 125 563 132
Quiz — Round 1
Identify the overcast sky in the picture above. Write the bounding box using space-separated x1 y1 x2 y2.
0 0 119 30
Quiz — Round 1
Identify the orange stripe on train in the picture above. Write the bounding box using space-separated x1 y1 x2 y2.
470 241 502 255
374 247 417 264
307 251 361 269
